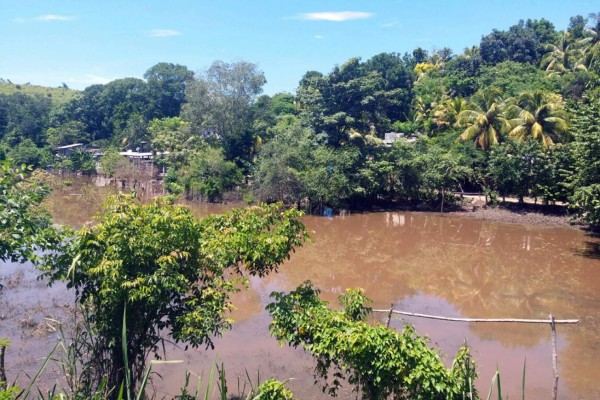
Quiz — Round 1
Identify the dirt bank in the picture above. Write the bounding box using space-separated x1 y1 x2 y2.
448 194 575 228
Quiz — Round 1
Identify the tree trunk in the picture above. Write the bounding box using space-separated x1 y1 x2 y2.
440 189 445 215
0 344 7 390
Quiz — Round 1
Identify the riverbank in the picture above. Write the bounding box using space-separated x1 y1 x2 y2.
361 196 576 228
450 194 576 228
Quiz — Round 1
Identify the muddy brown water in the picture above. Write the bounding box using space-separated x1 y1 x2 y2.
1 177 599 399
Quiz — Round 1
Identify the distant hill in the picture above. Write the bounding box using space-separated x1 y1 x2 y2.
0 81 80 105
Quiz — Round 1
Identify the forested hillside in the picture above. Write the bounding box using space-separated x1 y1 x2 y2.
1 13 600 226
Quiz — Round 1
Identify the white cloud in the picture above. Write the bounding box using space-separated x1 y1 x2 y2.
297 11 373 22
67 74 114 85
14 14 75 23
382 22 397 28
149 29 181 37
35 14 75 21
314 35 324 40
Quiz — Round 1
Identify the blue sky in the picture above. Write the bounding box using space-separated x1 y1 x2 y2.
0 0 597 94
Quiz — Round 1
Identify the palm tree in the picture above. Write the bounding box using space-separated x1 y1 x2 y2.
457 88 510 149
506 90 569 147
577 12 600 70
433 97 468 128
541 32 586 75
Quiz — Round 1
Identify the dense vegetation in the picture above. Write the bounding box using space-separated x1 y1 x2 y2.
2 13 600 225
2 11 600 399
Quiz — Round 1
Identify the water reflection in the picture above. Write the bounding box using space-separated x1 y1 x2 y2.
8 178 600 399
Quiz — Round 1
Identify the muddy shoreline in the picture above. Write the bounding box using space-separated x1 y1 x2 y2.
448 204 574 228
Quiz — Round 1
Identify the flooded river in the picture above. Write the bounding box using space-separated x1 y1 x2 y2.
2 177 599 399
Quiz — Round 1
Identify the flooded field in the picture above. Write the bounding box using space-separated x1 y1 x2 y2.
2 178 599 399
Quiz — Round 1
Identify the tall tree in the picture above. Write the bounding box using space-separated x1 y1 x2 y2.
541 32 585 75
570 97 600 227
0 93 52 146
181 60 266 164
457 87 510 149
144 62 194 119
506 90 569 146
297 53 413 146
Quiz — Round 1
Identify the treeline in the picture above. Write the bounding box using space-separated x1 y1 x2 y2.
1 13 600 225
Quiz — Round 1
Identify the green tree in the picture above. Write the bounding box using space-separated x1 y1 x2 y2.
253 119 313 204
457 88 510 149
144 62 194 119
267 282 477 400
419 145 471 212
0 162 63 265
506 90 569 146
579 12 600 72
120 113 149 150
0 93 52 147
46 121 89 148
148 117 197 169
297 53 413 146
181 60 266 165
7 139 52 168
541 32 586 76
477 61 552 97
479 19 557 66
180 146 242 202
68 148 96 175
570 96 600 226
98 148 130 178
568 15 587 40
487 139 541 202
44 195 307 394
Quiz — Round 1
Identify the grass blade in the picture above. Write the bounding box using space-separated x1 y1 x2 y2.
122 304 131 400
486 371 498 400
135 363 152 400
496 367 502 400
522 357 526 400
21 341 59 399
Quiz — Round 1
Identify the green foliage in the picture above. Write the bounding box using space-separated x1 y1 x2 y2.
148 117 196 169
506 90 569 146
181 60 266 165
477 61 553 98
479 19 558 66
253 120 314 203
0 386 20 400
297 53 413 146
46 121 89 148
180 146 242 201
98 148 130 178
253 379 295 400
457 87 509 149
0 161 64 265
570 96 600 226
68 148 97 175
144 62 194 119
6 139 52 168
488 139 543 201
419 144 471 210
44 195 307 389
0 93 52 147
267 282 477 399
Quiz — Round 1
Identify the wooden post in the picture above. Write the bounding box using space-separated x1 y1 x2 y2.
550 313 558 400
386 304 394 329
